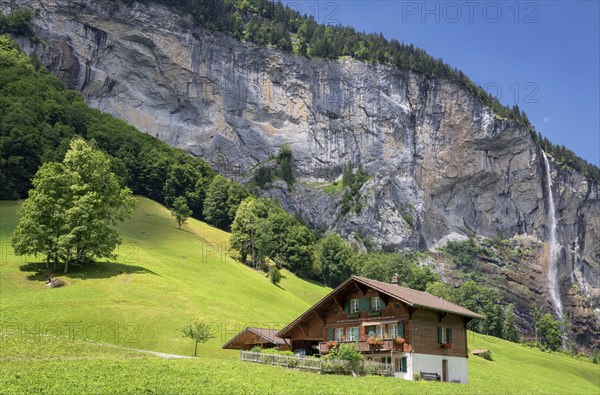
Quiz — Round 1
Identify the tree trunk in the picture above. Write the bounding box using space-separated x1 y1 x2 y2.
194 341 198 357
63 260 69 274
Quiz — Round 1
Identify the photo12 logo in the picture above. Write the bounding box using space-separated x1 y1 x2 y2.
400 1 540 24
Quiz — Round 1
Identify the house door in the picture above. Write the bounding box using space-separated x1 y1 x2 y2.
442 359 448 382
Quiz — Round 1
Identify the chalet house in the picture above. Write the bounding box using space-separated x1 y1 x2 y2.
222 327 290 351
276 275 483 383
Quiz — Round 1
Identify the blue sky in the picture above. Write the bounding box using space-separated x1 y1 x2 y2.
283 1 600 166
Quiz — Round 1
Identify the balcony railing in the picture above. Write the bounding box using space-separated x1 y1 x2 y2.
319 339 410 354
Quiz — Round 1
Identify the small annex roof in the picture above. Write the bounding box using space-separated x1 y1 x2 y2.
277 275 483 338
222 327 286 349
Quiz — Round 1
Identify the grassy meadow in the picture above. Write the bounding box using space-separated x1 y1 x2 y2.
0 197 598 394
0 197 329 358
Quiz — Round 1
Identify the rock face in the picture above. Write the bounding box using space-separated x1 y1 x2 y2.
2 0 598 350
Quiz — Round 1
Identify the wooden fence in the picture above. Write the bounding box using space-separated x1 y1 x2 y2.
240 351 394 376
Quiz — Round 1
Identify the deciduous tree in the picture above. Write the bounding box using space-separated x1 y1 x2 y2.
171 196 192 229
181 319 216 357
11 138 136 273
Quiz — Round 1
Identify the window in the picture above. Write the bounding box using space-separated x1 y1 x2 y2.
346 326 358 341
437 327 453 344
371 296 383 311
350 299 360 313
346 327 353 341
335 328 344 342
376 324 385 338
389 324 398 339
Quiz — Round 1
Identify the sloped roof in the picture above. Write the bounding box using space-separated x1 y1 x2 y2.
277 275 483 338
352 276 484 319
222 327 286 349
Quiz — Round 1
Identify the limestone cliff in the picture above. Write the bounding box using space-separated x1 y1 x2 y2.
1 0 598 350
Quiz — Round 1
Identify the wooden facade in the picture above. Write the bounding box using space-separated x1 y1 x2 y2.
277 276 482 359
222 327 290 351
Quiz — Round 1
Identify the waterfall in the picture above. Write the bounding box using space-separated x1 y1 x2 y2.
542 151 564 322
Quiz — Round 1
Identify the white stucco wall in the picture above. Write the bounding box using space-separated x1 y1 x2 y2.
410 353 469 383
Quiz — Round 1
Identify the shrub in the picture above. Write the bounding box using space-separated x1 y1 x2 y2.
478 350 493 361
269 266 282 285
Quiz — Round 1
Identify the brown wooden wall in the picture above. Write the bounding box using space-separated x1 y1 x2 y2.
409 310 468 358
285 285 469 358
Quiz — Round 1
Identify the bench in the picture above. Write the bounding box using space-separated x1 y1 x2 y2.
419 371 441 381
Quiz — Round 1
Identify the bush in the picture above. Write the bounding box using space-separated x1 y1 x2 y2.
478 350 493 361
269 266 282 285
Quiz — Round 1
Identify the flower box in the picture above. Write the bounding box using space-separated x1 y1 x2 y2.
347 313 360 318
326 341 339 349
441 343 452 349
368 311 382 316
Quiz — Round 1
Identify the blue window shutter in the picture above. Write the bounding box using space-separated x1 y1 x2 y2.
399 322 404 338
353 326 359 341
344 300 349 315
368 326 375 338
378 297 385 310
328 328 334 341
401 356 407 373
448 328 453 344
437 327 443 344
361 297 368 312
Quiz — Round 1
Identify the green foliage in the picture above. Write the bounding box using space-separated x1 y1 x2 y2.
230 197 316 278
229 197 270 266
10 138 136 273
326 343 363 362
252 165 274 188
358 252 439 291
252 145 294 188
340 163 368 214
269 266 282 285
315 233 354 287
0 8 35 38
477 350 494 361
426 280 509 340
203 175 231 229
276 144 294 185
170 196 192 229
535 131 600 184
535 313 563 351
181 319 216 356
503 304 520 343
226 182 249 223
0 34 216 211
443 237 492 272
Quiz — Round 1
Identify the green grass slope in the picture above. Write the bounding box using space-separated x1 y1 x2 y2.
1 331 598 394
0 197 329 358
1 197 598 394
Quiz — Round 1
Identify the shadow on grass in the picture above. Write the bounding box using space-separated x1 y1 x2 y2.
19 261 159 281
